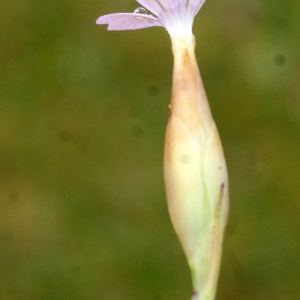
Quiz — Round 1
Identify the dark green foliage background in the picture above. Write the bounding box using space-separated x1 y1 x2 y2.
1 0 300 299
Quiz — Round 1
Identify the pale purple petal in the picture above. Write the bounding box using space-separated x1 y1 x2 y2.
136 0 169 18
135 0 206 35
96 0 207 35
96 13 163 31
136 0 177 25
187 0 206 17
136 0 205 18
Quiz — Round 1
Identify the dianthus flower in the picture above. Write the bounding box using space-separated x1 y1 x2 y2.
97 2 229 299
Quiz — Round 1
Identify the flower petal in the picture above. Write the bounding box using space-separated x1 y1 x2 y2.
135 0 207 35
136 0 179 26
136 0 206 19
96 13 163 30
136 0 169 17
187 0 206 17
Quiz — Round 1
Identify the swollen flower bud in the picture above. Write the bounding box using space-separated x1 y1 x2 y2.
164 35 229 300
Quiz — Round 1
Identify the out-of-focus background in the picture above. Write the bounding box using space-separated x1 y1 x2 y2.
1 0 300 299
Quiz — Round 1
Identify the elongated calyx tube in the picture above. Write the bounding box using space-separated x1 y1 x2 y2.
96 1 229 299
164 35 229 300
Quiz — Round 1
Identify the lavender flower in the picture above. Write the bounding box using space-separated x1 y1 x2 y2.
96 1 229 300
96 0 206 36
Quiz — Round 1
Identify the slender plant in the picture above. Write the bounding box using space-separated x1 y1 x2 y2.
96 1 229 299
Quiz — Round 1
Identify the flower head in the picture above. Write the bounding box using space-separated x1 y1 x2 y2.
96 0 206 36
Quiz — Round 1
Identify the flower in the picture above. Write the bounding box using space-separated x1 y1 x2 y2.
96 1 229 300
164 35 229 300
96 0 206 36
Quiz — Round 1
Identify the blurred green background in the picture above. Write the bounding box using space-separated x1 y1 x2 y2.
0 0 300 299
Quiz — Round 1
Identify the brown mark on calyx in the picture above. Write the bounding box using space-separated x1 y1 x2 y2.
220 183 225 199
215 183 225 219
182 48 192 67
180 49 195 90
